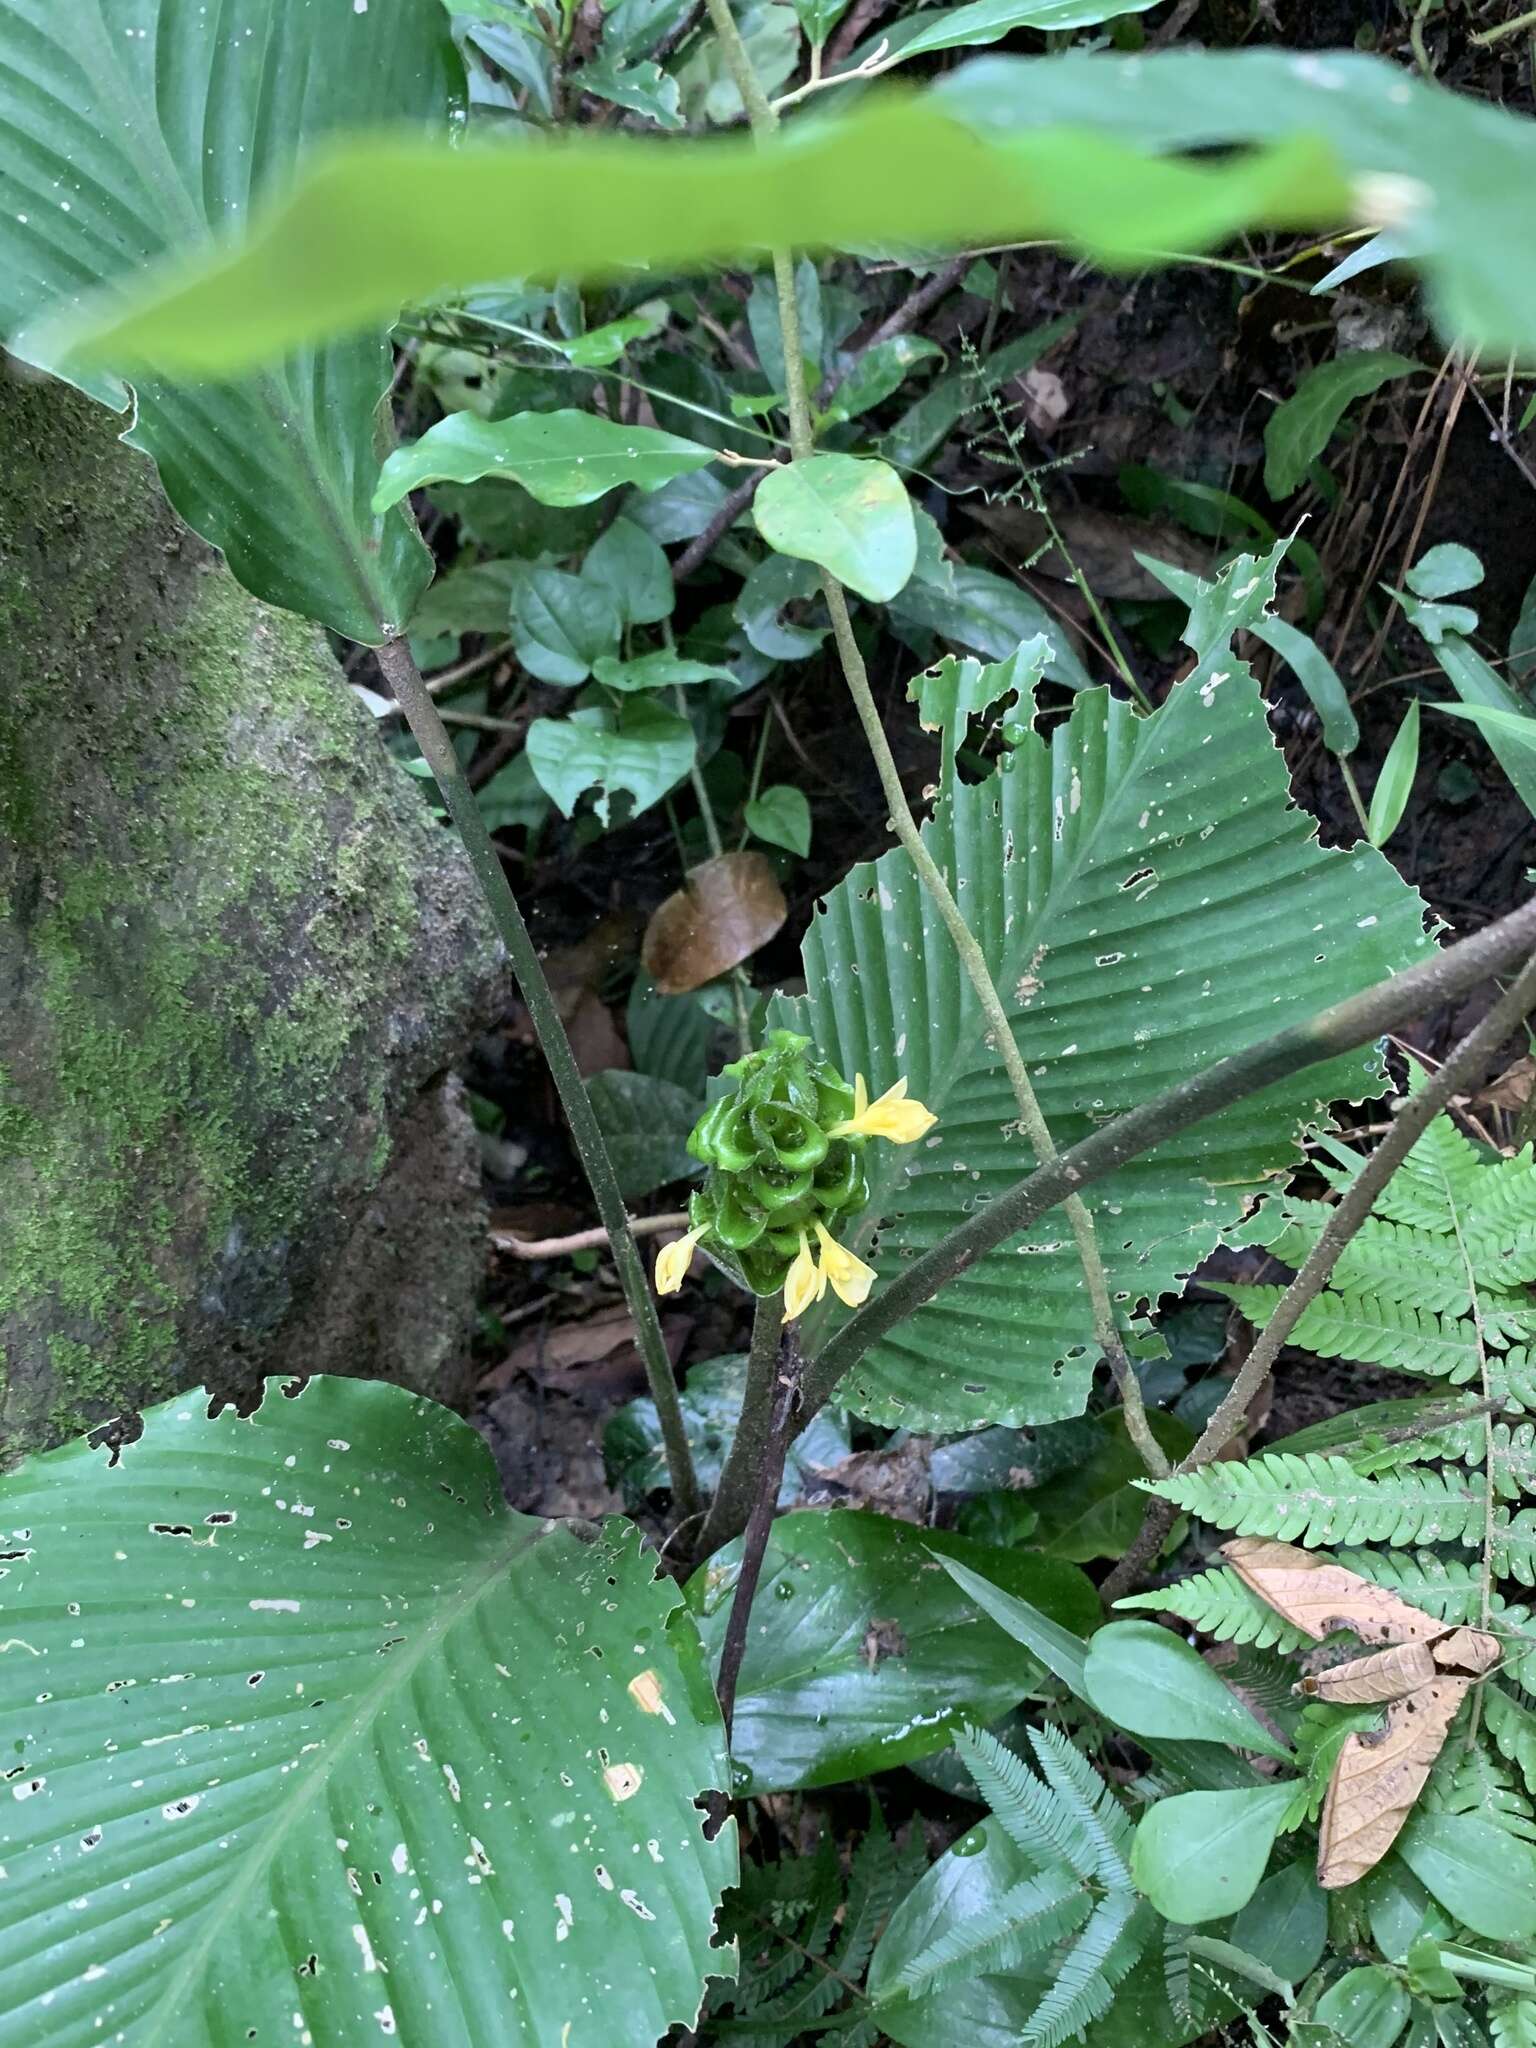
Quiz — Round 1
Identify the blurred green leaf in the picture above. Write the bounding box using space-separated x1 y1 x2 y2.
880 320 1075 472
592 651 738 691
606 1353 848 1508
527 699 696 825
627 974 717 1094
1399 1814 1536 1943
1314 1966 1411 2048
578 57 685 128
1420 637 1536 824
825 336 945 421
1263 351 1418 500
736 551 830 660
1367 698 1421 847
374 409 717 513
1252 616 1359 756
55 106 1348 376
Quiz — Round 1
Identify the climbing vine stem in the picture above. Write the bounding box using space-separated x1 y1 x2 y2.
376 636 701 1524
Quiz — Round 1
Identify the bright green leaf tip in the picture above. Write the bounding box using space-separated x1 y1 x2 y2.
42 100 1350 379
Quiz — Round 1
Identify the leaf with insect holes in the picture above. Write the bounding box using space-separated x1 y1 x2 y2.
753 455 917 604
770 551 1432 1433
527 699 695 826
0 1377 735 2048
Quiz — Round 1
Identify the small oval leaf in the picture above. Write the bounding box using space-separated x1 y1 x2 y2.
753 454 917 603
1130 1782 1295 1924
1083 1620 1294 1760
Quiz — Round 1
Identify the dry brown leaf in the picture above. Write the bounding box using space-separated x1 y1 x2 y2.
1478 1054 1536 1112
1317 1676 1472 1889
1298 1641 1438 1703
1220 1537 1446 1645
1432 1627 1501 1676
641 851 787 995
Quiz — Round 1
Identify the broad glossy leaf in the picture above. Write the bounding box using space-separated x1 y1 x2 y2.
526 699 696 826
1398 1813 1536 1942
1368 699 1421 848
1083 1621 1294 1760
512 567 622 684
772 607 1431 1432
754 455 917 603
586 1070 703 1199
1228 1860 1328 1983
56 104 1348 374
604 1353 849 1509
583 516 676 625
1315 1967 1413 2048
0 1377 735 2046
898 0 1162 55
0 0 449 641
1263 351 1419 499
1131 1783 1296 1924
687 1511 1099 1792
745 784 813 857
374 409 717 513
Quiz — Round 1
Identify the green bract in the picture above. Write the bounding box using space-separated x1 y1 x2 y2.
686 1030 868 1295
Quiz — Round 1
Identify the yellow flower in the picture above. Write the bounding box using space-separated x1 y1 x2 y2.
782 1231 826 1322
654 1226 705 1296
814 1223 876 1308
829 1073 937 1145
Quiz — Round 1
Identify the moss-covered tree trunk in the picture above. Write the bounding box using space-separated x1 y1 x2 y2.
0 372 505 1460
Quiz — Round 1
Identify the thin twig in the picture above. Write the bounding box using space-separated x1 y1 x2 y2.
377 637 701 1522
491 1212 690 1258
1179 951 1536 1474
815 256 969 408
673 471 762 582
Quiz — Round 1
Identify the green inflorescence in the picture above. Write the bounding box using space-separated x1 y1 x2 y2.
685 1030 869 1296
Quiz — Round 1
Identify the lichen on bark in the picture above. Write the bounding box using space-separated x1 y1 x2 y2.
0 371 504 1457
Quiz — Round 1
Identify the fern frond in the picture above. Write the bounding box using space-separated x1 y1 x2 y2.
1022 1891 1150 2048
1495 1509 1536 1586
828 1810 923 1993
1351 1112 1488 1226
1427 1730 1536 1841
1265 1212 1486 1314
1162 1924 1193 2025
1332 1546 1489 1618
1273 1394 1499 1476
1216 1285 1483 1379
1434 1420 1536 1500
894 1866 1088 1999
1489 1683 1536 1799
1116 1565 1311 1652
1491 1993 1536 2048
1145 1453 1486 1548
954 1724 1098 1881
1026 1722 1135 1887
1498 1348 1536 1416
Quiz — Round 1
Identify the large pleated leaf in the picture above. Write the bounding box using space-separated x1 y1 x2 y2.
0 1377 735 2047
772 580 1431 1431
0 0 448 640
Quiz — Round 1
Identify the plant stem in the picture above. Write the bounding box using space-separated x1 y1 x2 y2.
377 636 700 1522
699 1295 783 1557
703 0 1163 1480
1180 952 1536 1475
1472 2 1536 42
799 893 1536 1421
714 1330 803 1736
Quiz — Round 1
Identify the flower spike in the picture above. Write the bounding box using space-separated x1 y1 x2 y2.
782 1231 827 1322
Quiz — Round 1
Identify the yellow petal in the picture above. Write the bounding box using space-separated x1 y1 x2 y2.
782 1233 825 1322
655 1227 703 1296
814 1223 876 1309
829 1073 937 1144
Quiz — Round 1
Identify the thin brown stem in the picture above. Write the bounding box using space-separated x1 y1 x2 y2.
377 636 701 1522
699 1296 784 1559
714 1331 802 1735
490 1213 690 1258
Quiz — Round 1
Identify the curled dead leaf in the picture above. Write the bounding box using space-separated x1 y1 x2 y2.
641 851 787 996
